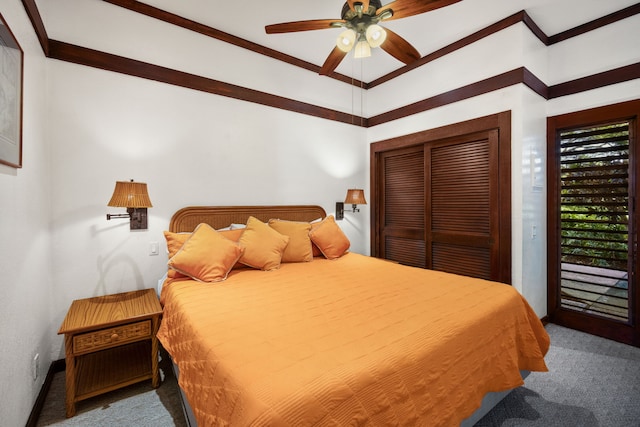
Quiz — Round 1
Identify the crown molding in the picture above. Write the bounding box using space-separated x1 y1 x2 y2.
20 0 640 127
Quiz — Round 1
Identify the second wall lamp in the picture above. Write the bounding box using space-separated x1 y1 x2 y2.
336 188 367 220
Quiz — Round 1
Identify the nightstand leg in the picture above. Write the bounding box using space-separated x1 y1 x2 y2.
151 317 160 388
64 334 76 417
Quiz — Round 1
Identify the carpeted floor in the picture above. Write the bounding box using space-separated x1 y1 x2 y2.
36 349 187 427
35 324 640 426
476 323 640 427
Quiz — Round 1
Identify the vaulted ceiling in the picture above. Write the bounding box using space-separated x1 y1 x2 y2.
36 0 639 83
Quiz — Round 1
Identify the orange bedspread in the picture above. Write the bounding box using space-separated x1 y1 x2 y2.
157 253 549 426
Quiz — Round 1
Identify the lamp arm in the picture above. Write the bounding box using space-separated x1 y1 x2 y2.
106 213 131 220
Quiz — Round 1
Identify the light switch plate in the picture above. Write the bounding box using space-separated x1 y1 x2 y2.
149 241 159 256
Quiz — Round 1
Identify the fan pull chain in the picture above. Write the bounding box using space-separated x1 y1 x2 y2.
360 58 364 127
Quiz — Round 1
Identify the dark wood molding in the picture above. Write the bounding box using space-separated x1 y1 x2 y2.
99 1 640 88
100 0 363 88
370 111 510 159
367 4 639 87
368 68 528 127
21 0 49 56
25 359 65 427
522 67 549 99
521 10 548 45
368 11 527 88
548 3 640 45
18 1 640 127
48 40 365 126
549 62 640 99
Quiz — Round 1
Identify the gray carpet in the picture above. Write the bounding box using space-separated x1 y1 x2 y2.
36 324 640 426
36 349 187 427
476 323 640 427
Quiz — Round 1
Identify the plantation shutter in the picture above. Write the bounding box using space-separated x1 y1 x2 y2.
427 131 499 279
380 146 426 268
559 121 630 321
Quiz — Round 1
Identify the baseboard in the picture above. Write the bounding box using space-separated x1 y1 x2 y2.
25 359 65 427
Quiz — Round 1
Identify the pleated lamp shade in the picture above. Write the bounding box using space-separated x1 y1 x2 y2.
344 189 367 206
107 181 153 208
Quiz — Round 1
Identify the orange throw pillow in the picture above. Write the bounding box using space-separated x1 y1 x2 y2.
163 231 191 279
168 223 243 283
309 215 350 259
268 219 313 263
238 216 289 271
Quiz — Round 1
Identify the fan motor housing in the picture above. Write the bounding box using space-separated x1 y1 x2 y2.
341 0 382 20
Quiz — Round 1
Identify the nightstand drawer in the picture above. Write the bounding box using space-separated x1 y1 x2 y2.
73 320 151 354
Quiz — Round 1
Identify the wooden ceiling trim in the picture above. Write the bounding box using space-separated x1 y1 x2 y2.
548 3 640 45
521 10 548 45
47 40 365 126
549 62 640 99
368 11 528 88
368 5 638 88
101 0 362 88
368 68 531 127
18 0 640 128
21 0 49 55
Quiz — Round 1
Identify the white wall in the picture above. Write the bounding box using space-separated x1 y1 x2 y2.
0 1 52 425
46 61 369 358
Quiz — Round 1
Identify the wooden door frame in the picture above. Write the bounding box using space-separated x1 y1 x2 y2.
370 111 512 284
547 99 640 346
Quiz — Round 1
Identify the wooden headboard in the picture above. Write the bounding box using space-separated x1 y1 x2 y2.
169 205 327 232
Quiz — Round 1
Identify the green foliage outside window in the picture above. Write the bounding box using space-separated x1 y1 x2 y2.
559 122 629 271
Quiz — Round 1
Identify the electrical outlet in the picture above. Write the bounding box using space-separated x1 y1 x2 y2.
32 353 39 381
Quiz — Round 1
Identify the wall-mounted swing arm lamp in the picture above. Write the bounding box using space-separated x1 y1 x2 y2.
336 188 367 220
345 188 367 212
106 180 153 230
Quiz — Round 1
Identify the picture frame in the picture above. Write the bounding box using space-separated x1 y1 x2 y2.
0 13 23 168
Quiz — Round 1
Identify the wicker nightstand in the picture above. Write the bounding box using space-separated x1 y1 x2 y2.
58 289 162 417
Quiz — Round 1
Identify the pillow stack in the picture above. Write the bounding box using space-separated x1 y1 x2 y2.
163 214 350 284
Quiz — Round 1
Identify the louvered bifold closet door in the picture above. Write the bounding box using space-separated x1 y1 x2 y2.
427 131 500 280
380 146 426 268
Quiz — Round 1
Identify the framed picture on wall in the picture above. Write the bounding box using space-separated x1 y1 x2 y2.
0 13 23 168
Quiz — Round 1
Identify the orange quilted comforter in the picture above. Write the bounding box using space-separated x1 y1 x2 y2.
157 253 549 426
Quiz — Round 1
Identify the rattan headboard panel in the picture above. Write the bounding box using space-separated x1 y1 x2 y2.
169 205 327 232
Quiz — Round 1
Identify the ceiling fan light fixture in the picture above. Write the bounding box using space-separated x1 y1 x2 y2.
353 39 371 58
336 29 357 52
366 24 386 48
378 9 393 21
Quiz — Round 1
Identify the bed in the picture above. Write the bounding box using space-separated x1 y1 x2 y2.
157 205 549 426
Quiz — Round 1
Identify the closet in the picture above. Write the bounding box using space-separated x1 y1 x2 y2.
370 112 512 283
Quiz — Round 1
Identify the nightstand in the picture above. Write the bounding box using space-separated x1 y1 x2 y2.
58 288 163 418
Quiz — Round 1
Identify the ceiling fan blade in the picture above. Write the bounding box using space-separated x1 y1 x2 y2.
347 0 370 12
378 0 461 21
319 46 348 76
266 19 345 34
380 28 421 64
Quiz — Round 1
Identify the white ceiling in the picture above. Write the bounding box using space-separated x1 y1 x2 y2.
41 0 639 82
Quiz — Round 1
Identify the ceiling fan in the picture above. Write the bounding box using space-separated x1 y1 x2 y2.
265 0 462 76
